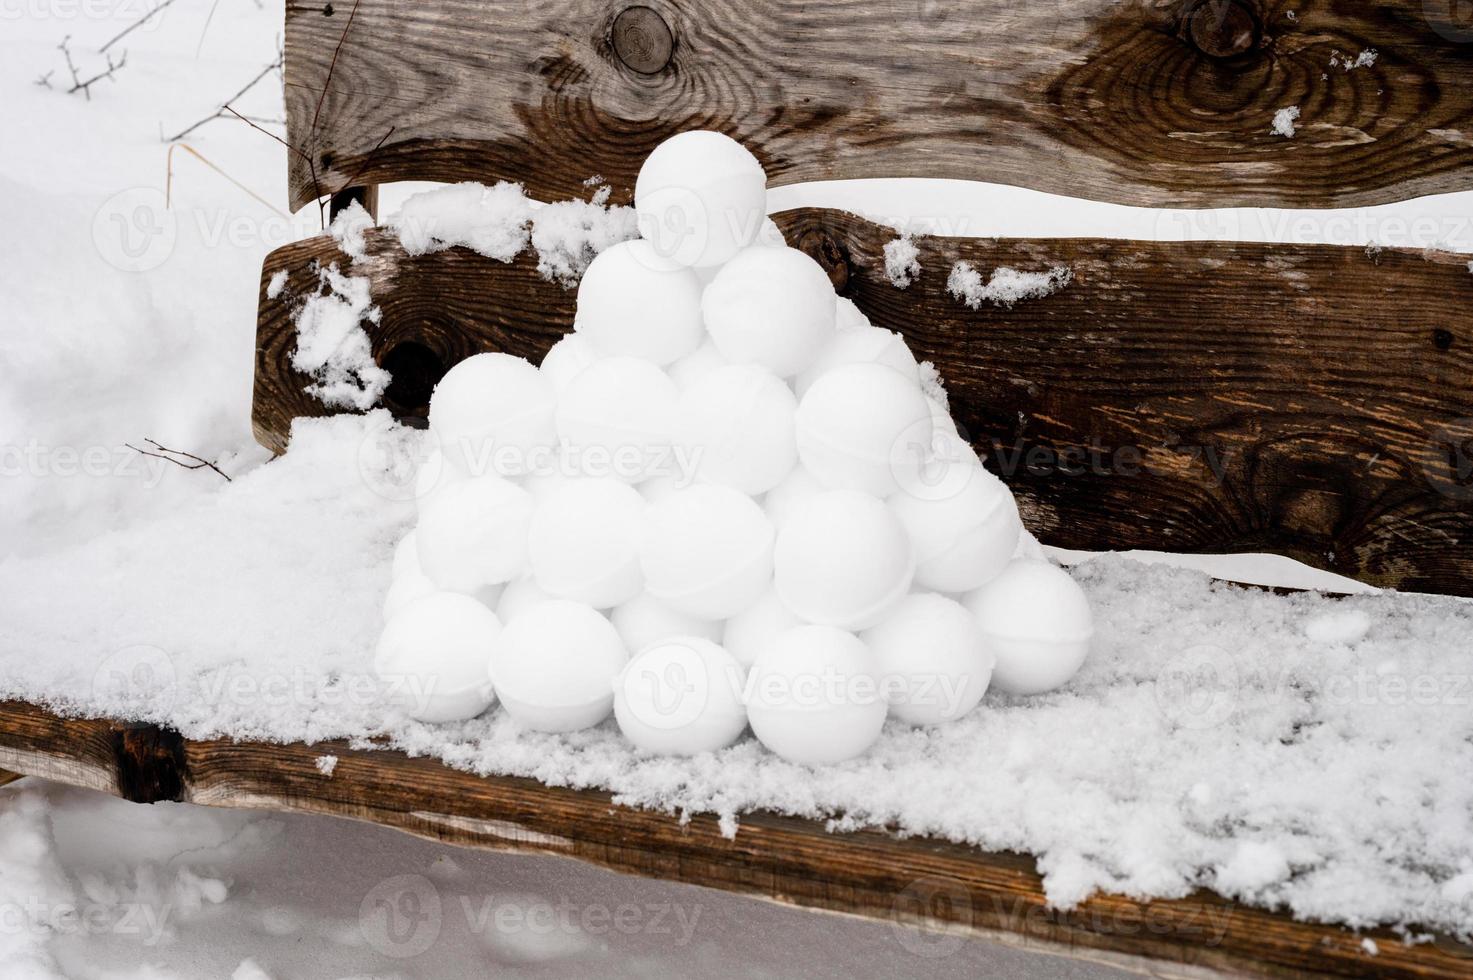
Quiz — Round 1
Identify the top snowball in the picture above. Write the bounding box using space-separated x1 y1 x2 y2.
635 131 768 269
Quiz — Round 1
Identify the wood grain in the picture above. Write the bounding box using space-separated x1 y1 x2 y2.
0 700 1468 979
281 0 1473 213
254 210 1473 595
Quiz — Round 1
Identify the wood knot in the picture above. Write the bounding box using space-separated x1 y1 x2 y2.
612 6 674 75
796 229 850 292
110 723 187 804
1433 328 1454 351
1186 0 1259 59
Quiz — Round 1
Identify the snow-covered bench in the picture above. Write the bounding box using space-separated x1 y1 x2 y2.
6 1 1473 975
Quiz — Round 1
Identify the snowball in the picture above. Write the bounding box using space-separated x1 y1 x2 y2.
835 296 870 331
416 476 535 592
862 593 992 725
392 530 421 579
489 599 628 732
964 559 1092 695
641 485 775 618
745 625 887 765
889 463 1022 593
527 477 645 607
610 592 722 654
429 352 556 477
414 448 465 511
539 334 598 395
762 464 824 531
667 340 728 391
497 576 554 624
1304 609 1372 646
1014 527 1047 561
673 364 797 494
573 239 705 365
794 325 920 398
634 130 767 268
701 245 837 378
555 356 678 482
755 216 787 248
614 637 747 755
773 489 913 629
639 474 682 505
722 586 802 668
374 592 499 723
795 362 932 498
382 568 436 621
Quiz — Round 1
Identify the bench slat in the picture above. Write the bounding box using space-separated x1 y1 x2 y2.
283 0 1473 212
254 210 1473 595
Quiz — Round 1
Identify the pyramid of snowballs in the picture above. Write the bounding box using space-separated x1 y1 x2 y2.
377 131 1094 765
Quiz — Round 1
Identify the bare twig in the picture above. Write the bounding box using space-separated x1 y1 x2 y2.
310 0 361 139
162 50 284 142
101 0 181 53
34 70 54 88
57 36 128 100
125 439 233 482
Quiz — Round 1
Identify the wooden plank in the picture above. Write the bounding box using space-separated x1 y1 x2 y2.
0 700 1467 979
282 0 1473 213
254 210 1473 595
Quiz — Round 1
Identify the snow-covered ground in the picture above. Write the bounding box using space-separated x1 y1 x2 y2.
4 1 1473 975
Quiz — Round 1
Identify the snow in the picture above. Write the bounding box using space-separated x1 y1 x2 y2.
1330 49 1378 71
290 265 390 410
315 755 338 776
946 261 1072 309
1272 106 1301 138
1305 609 1372 646
882 235 920 288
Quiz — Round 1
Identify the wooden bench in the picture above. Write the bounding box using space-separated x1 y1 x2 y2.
6 1 1473 976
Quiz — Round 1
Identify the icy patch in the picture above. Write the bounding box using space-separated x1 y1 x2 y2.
947 261 1071 309
882 235 920 288
291 265 390 411
327 200 374 261
1272 106 1300 138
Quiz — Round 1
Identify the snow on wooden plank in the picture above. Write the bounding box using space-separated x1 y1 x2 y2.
281 0 1473 212
255 208 1473 595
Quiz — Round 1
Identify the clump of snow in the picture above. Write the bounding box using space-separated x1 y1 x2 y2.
1305 608 1371 646
315 754 338 776
1272 106 1301 138
1361 937 1379 955
290 265 390 411
530 186 641 286
327 200 374 262
1215 840 1291 894
231 959 273 980
265 270 289 300
947 261 1072 309
882 235 921 288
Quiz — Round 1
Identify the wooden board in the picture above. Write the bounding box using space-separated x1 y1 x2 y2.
282 0 1473 213
0 700 1468 980
254 209 1473 595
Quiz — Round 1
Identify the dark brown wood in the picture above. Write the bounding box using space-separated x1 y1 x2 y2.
329 184 378 221
282 0 1473 213
0 700 1466 979
254 210 1473 595
109 723 188 804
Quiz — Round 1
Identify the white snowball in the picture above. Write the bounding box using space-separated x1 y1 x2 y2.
573 239 705 365
382 568 436 622
555 356 678 483
926 396 959 438
762 464 824 531
374 592 500 723
889 463 1022 593
634 130 767 269
489 599 628 732
794 326 919 398
1014 527 1047 561
756 216 787 248
413 449 461 510
641 484 775 619
667 340 728 391
497 576 554 624
745 625 887 765
674 364 797 494
614 637 747 755
835 296 870 331
795 362 933 498
702 245 837 378
539 334 599 395
429 352 556 478
392 530 421 578
862 593 992 726
416 476 534 592
528 477 645 607
773 490 913 630
610 593 721 654
639 475 683 505
964 559 1092 696
722 586 802 668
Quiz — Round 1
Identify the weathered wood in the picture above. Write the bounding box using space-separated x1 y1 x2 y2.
283 0 1473 213
254 210 1473 595
0 701 1467 980
329 184 378 221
